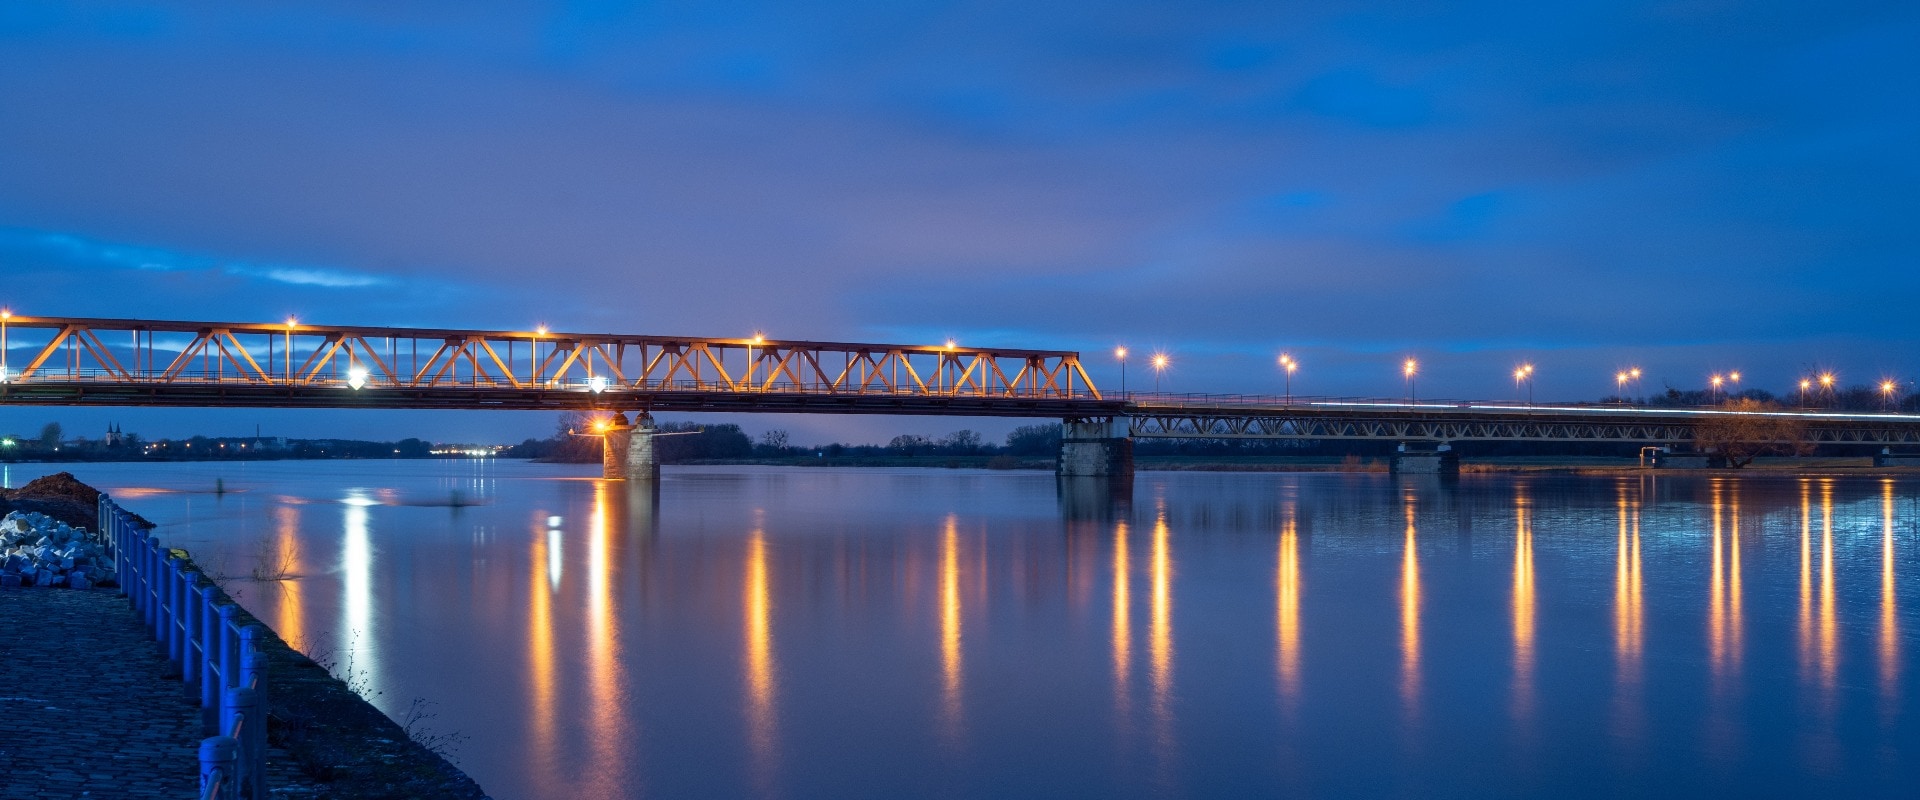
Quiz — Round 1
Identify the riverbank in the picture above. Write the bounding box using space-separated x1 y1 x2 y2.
0 473 490 799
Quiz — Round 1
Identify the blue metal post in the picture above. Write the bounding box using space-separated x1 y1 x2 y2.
201 585 222 706
218 604 241 689
181 574 200 691
199 735 237 799
169 557 190 669
219 686 258 797
241 647 270 800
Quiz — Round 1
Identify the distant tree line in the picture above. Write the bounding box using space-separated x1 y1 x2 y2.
0 420 447 462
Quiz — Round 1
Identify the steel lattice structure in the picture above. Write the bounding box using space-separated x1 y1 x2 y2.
6 315 1920 446
0 315 1109 415
1126 400 1920 446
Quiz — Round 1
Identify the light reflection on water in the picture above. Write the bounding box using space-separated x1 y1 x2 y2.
48 461 1920 798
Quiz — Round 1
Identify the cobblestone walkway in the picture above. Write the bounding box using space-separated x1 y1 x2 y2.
0 587 198 798
0 586 325 799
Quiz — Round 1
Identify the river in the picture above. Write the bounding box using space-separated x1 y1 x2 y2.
22 460 1919 798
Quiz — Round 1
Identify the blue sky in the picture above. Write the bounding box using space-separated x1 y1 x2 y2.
2 1 1916 444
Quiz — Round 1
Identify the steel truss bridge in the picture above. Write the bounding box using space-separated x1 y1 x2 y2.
4 315 1920 447
0 315 1108 416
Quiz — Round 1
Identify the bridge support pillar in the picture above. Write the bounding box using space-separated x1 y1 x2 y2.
602 413 661 481
1057 418 1133 480
1390 442 1458 475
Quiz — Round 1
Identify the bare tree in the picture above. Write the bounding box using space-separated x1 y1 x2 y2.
1692 398 1812 468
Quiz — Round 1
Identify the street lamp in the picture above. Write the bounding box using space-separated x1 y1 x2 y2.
1615 371 1629 403
1800 378 1813 407
1403 358 1418 403
1820 372 1836 405
1728 370 1742 400
1709 374 1724 403
1151 353 1169 393
1629 367 1642 403
1514 363 1534 406
1882 380 1898 411
1279 353 1297 403
533 325 548 385
1115 347 1128 396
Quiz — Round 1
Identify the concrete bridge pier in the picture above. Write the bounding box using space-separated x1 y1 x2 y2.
602 412 662 481
1057 418 1134 480
1390 442 1459 475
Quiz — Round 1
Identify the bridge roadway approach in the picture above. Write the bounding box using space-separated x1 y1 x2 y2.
5 314 1920 478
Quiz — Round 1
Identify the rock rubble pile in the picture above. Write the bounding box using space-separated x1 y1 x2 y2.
0 510 114 589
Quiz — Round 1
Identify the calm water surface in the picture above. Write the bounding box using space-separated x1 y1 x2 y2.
27 461 1920 798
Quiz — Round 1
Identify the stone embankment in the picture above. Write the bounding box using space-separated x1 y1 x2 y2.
0 473 490 799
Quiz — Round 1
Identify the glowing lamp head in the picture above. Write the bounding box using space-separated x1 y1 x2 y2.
944 339 956 350
285 317 297 328
593 418 611 433
1821 373 1835 387
535 325 548 336
1629 368 1641 379
1 309 10 320
752 333 765 345
1616 372 1627 383
1729 371 1741 382
1152 354 1169 370
588 375 610 394
347 367 370 390
1801 379 1812 390
1883 381 1897 394
1710 375 1723 388
1115 346 1128 360
1403 358 1417 377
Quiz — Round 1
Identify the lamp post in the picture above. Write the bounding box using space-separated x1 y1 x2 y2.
1800 378 1813 407
1728 370 1742 400
1709 374 1724 404
1152 353 1169 394
1 309 10 382
1615 371 1629 403
1115 347 1128 397
1882 380 1897 411
1514 363 1534 407
1820 372 1836 406
533 325 547 386
1403 358 1418 403
1629 367 1642 404
1279 353 1297 403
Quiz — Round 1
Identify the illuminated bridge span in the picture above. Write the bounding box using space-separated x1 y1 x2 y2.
0 315 1108 415
6 314 1920 478
1127 399 1920 446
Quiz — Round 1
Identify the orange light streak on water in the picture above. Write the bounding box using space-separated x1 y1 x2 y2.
1277 508 1301 707
1112 520 1131 714
1401 489 1421 718
1512 486 1534 722
940 515 964 744
1882 479 1900 708
744 526 778 778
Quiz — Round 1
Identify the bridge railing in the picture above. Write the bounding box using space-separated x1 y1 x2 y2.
1118 391 1912 418
99 495 271 800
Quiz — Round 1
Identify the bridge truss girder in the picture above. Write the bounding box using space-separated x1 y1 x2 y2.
0 315 1100 402
1126 411 1920 446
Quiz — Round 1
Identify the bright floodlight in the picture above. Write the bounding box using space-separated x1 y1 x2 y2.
1115 347 1128 360
1152 354 1169 370
588 375 610 394
1403 358 1417 377
536 325 549 336
347 367 370 390
1883 381 1897 394
1820 373 1836 387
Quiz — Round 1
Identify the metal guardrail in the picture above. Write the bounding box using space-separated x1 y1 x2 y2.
98 494 270 800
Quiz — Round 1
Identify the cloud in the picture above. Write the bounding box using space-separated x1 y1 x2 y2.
0 228 392 289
